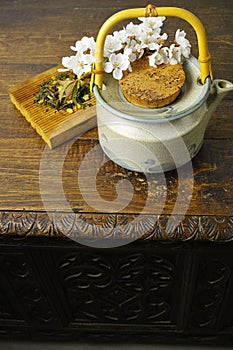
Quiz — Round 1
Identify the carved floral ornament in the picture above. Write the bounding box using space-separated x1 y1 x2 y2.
0 211 232 242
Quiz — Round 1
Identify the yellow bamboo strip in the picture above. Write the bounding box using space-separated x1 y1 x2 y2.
94 6 212 88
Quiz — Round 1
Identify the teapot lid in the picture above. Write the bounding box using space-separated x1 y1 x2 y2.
94 56 211 123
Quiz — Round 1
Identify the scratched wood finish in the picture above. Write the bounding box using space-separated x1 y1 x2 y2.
1 0 233 346
0 0 233 233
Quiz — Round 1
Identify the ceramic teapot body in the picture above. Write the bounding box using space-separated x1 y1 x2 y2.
93 5 233 172
94 76 233 173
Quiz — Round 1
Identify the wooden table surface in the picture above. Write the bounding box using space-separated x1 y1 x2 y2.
1 0 233 242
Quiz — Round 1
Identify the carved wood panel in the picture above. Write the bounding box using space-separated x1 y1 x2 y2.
0 284 21 322
0 211 233 242
50 247 186 327
0 236 233 344
187 252 233 333
0 251 60 328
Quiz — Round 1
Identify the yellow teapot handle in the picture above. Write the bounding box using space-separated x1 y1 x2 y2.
93 4 213 89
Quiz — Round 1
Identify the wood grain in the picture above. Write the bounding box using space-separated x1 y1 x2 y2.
0 0 233 240
1 3 233 346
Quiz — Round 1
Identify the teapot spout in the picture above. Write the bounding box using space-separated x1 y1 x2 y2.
206 79 233 115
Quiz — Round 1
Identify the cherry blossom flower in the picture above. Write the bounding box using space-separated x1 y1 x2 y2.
58 17 191 81
124 47 137 63
125 22 142 38
58 52 94 77
180 43 191 59
138 16 166 33
169 44 182 65
138 31 161 51
149 47 169 67
156 32 168 44
72 52 94 77
104 35 122 58
104 53 130 80
70 36 96 54
175 29 190 47
175 29 191 58
112 29 128 46
58 56 76 73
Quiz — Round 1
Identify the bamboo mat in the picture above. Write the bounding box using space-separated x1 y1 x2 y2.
9 66 97 148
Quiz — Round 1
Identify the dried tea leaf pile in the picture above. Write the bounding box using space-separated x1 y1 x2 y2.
34 72 93 113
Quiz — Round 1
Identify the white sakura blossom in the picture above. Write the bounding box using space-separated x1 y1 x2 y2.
127 39 145 59
138 16 166 32
112 29 128 45
175 29 191 58
104 53 130 80
73 52 94 77
157 32 168 43
58 17 191 81
125 22 142 38
70 36 96 54
125 38 139 51
59 52 93 77
149 47 169 67
104 35 122 58
169 44 182 65
175 29 190 47
180 43 191 59
124 47 137 62
58 56 76 72
138 31 161 51
125 37 144 60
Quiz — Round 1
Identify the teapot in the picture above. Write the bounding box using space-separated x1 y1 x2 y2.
92 5 233 173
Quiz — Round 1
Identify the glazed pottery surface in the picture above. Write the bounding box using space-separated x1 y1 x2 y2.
94 56 233 173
